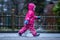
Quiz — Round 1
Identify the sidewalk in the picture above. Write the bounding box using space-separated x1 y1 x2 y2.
0 33 60 40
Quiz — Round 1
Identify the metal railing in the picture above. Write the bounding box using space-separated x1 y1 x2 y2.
0 15 60 32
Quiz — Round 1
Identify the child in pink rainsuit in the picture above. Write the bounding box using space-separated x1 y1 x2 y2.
18 3 41 37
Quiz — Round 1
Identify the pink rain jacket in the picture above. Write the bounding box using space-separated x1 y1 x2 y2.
25 3 37 24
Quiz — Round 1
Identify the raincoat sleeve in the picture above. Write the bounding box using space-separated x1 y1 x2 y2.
34 16 38 19
34 16 41 19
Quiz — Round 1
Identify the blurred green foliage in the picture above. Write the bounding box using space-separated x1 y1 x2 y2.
53 1 60 30
53 1 60 15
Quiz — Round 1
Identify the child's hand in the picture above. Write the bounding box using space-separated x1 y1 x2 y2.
37 16 41 19
24 20 28 25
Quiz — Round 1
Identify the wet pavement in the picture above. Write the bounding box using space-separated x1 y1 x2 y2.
0 32 60 40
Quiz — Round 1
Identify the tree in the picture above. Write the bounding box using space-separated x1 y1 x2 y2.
53 1 60 30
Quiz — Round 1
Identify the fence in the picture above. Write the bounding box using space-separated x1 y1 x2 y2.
0 14 60 32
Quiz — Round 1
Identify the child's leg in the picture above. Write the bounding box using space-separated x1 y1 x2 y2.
18 26 28 34
29 25 37 36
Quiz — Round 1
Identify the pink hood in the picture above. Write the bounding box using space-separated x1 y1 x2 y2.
25 3 37 24
28 3 36 11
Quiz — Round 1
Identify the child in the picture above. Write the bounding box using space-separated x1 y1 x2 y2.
18 3 41 37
